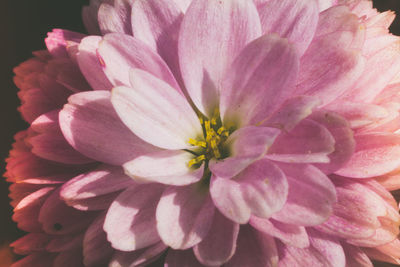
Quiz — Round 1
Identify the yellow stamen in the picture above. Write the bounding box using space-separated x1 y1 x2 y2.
188 155 206 167
188 138 207 148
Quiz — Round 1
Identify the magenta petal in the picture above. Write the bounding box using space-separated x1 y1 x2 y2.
221 34 299 127
258 0 319 55
210 126 280 178
110 242 167 267
250 217 309 248
165 249 205 267
226 225 278 267
77 36 113 91
98 0 133 35
211 159 288 224
104 184 163 251
272 164 336 226
194 211 239 266
265 119 335 164
111 70 202 150
60 90 158 165
335 133 400 178
179 0 261 115
262 95 321 132
156 184 215 249
83 214 113 267
123 150 204 185
98 33 179 88
131 0 183 80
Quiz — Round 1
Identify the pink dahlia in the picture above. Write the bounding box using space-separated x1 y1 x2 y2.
6 0 400 266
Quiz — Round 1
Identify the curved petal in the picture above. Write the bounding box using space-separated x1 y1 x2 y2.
341 243 373 267
210 126 280 178
257 0 319 56
265 119 335 164
109 242 167 267
104 184 164 251
111 70 202 150
59 90 158 165
98 33 179 88
272 164 337 226
98 0 133 35
123 150 204 186
250 217 309 248
335 133 400 178
179 0 262 115
77 36 113 91
211 159 288 224
220 34 299 127
165 249 205 267
194 211 239 266
156 184 215 249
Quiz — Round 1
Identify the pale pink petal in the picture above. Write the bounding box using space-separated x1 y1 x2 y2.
194 211 239 266
173 0 191 12
98 33 179 88
257 0 319 55
109 242 167 267
60 90 158 165
211 159 288 224
123 150 204 185
221 34 299 127
179 0 261 115
165 249 205 267
272 164 337 226
104 184 163 251
60 165 133 202
209 126 280 178
131 0 183 80
83 214 113 267
156 184 215 249
363 239 400 265
77 36 113 91
335 133 400 178
266 119 335 164
250 217 309 248
98 0 133 35
262 95 321 132
226 225 278 267
310 111 355 174
317 0 337 11
111 70 202 150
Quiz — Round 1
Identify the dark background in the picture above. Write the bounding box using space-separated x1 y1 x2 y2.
0 0 399 266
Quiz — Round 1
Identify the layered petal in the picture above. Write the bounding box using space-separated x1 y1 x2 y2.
179 0 262 115
111 69 202 150
220 34 299 127
98 0 133 35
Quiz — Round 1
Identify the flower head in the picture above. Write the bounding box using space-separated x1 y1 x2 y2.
6 0 400 266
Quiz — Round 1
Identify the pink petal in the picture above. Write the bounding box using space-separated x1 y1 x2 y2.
53 248 84 267
98 0 133 35
45 29 85 58
272 164 337 226
226 225 278 267
156 184 215 249
82 1 101 35
310 111 355 174
109 242 167 267
210 126 280 178
165 249 205 267
123 150 204 186
179 0 261 115
335 133 400 178
250 217 309 248
194 211 239 266
257 0 319 55
131 0 183 80
83 214 114 267
60 90 157 165
46 234 83 252
111 70 202 150
104 184 163 251
341 243 373 267
220 34 299 127
265 119 335 164
98 33 179 88
77 36 113 91
317 0 337 11
61 165 133 202
11 233 51 254
211 159 288 224
262 95 321 132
